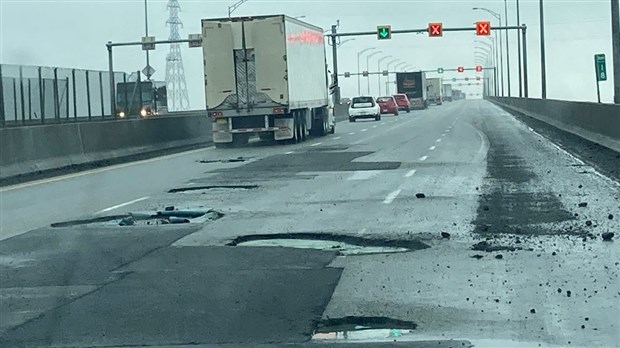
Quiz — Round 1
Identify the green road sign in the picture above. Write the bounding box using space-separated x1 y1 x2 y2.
377 25 392 40
595 54 607 81
438 68 444 74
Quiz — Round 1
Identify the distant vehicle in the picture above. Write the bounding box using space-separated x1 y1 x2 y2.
392 94 411 113
396 72 427 110
442 84 453 102
426 78 443 105
348 96 381 122
376 96 399 116
201 15 334 147
115 80 167 118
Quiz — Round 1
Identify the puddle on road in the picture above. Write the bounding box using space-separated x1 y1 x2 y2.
238 239 409 255
228 232 429 255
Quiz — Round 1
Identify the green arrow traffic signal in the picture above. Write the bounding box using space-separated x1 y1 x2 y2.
438 68 444 74
377 25 392 40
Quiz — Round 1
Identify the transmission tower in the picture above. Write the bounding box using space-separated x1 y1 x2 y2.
165 0 190 111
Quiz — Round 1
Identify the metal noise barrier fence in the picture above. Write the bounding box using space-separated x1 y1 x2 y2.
0 64 126 127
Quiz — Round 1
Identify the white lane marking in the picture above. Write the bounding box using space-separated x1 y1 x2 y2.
383 189 402 204
405 169 417 178
333 136 342 140
348 170 381 181
285 151 294 154
348 132 355 135
361 128 368 132
372 125 377 128
419 155 428 161
429 146 436 151
445 129 451 132
0 147 215 193
311 142 323 147
381 123 386 125
436 138 442 143
95 196 150 215
441 133 447 137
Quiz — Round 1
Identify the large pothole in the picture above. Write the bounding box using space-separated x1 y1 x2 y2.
227 233 429 255
168 185 259 193
51 209 224 228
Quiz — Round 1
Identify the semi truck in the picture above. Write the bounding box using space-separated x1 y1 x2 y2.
396 72 427 110
201 15 334 147
426 78 443 105
115 80 167 118
442 84 453 102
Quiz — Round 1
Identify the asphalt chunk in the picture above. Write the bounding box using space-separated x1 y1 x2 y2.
578 202 588 208
441 232 451 239
609 214 614 220
585 220 593 227
415 193 426 199
495 254 504 260
471 254 484 259
602 232 614 241
530 309 536 314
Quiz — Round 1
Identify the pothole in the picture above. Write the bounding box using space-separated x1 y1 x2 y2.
227 233 429 255
313 317 416 341
471 240 522 252
199 157 247 163
51 209 224 228
168 185 259 193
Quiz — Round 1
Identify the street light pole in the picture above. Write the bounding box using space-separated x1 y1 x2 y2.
473 7 505 96
539 0 547 99
357 48 376 95
385 59 400 94
228 0 249 18
377 55 392 96
366 51 381 95
504 0 511 96
144 0 151 80
516 0 523 97
611 0 620 104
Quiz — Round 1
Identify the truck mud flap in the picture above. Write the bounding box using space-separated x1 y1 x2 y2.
213 121 233 143
274 118 294 140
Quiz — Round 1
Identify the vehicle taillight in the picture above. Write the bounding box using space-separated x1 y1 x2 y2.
211 111 223 117
273 108 285 114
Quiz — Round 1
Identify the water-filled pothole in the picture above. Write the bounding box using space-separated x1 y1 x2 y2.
51 209 224 228
168 185 259 193
228 233 429 255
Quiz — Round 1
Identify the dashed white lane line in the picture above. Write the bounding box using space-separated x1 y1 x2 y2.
419 155 428 161
436 138 442 143
285 151 294 154
429 146 436 151
311 142 323 147
333 136 342 140
381 122 386 125
404 169 417 178
361 128 368 132
441 133 447 137
383 189 402 204
372 125 378 128
445 129 451 132
95 196 150 215
348 170 381 181
349 132 355 135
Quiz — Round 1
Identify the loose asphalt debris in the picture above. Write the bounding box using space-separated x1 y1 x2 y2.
602 232 614 241
495 254 504 259
471 241 520 252
585 220 593 227
578 202 588 207
415 193 426 199
441 232 451 239
530 309 536 314
608 214 614 220
471 254 484 259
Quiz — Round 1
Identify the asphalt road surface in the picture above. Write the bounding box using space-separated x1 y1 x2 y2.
1 100 619 347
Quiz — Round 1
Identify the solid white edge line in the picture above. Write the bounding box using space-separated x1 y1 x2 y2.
333 137 342 140
95 196 150 215
348 132 355 135
383 189 402 204
311 142 323 147
1 146 215 193
285 151 294 154
405 169 417 178
419 155 428 161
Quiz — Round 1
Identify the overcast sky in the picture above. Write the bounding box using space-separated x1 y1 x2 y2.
1 0 617 107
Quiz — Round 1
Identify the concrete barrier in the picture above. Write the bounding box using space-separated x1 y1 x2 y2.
0 115 212 181
489 97 620 152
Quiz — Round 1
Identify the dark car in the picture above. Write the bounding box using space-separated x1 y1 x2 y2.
393 93 411 113
376 96 399 116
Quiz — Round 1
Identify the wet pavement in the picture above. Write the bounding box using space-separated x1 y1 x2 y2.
1 100 619 347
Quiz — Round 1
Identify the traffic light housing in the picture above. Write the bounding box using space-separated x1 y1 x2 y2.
475 65 483 72
457 66 465 73
377 25 392 40
428 23 443 37
476 21 491 36
437 68 444 74
362 71 369 77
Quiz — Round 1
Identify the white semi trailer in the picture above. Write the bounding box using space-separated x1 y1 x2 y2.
201 15 334 147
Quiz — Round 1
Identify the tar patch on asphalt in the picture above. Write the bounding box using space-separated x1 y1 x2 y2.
473 126 574 235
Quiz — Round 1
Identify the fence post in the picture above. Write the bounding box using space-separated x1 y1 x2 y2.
38 66 45 124
86 70 92 120
28 79 32 120
0 64 5 127
65 77 70 119
99 71 104 118
53 67 59 122
19 66 26 125
12 79 18 123
72 69 77 119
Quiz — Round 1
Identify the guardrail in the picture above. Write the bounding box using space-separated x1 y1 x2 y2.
488 97 620 153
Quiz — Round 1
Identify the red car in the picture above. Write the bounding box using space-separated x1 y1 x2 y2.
376 96 399 116
392 94 411 113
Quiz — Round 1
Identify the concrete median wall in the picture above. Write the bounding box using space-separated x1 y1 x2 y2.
489 97 620 152
0 114 212 180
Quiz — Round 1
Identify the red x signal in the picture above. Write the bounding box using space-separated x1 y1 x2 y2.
476 21 491 36
428 23 443 37
475 65 483 72
457 66 464 73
